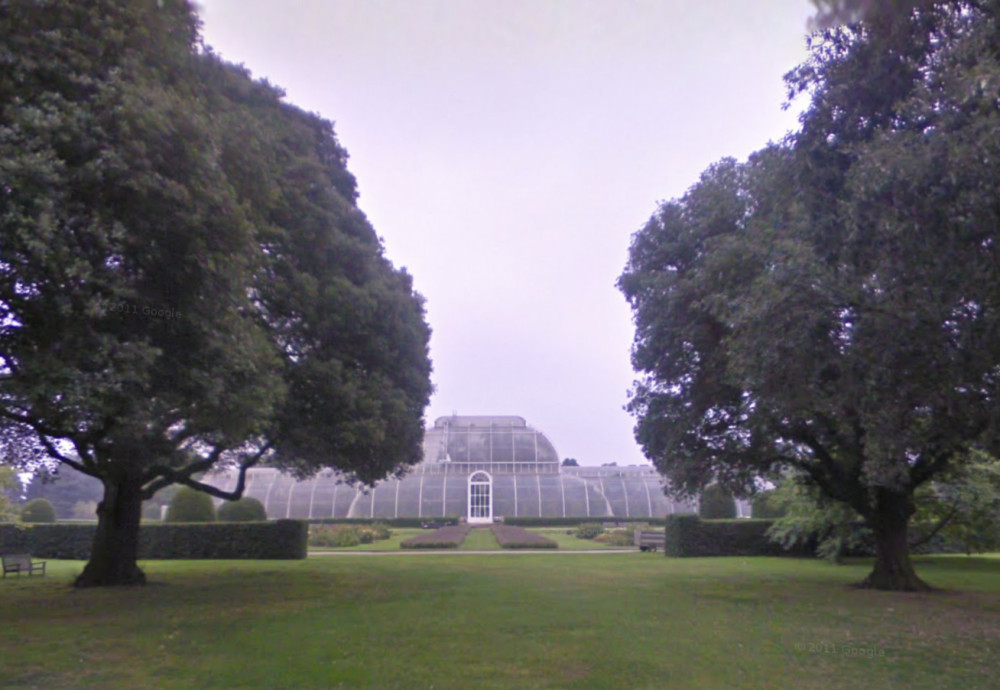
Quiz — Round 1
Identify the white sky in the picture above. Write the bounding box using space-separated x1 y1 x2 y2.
196 0 813 466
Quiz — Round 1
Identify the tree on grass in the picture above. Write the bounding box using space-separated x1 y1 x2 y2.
0 0 432 587
619 1 1000 590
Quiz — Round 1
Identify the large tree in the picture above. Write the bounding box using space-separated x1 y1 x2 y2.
0 0 432 586
619 1 1000 590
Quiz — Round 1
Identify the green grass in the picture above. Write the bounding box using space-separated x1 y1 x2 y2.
458 526 500 550
2 555 998 689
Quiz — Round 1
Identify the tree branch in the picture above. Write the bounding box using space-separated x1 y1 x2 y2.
141 443 271 500
37 435 101 480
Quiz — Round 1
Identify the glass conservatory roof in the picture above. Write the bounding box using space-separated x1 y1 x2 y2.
205 415 714 520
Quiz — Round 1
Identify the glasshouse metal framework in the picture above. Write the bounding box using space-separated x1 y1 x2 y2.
208 415 714 520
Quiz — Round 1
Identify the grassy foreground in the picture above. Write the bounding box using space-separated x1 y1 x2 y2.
1 554 998 689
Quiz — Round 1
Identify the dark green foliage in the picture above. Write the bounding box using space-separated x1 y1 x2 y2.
575 523 605 539
165 487 216 523
912 452 1000 554
309 525 364 548
20 499 56 523
365 522 391 541
665 515 809 558
619 1 1000 590
0 468 21 522
0 521 306 559
699 485 737 520
308 523 391 548
217 497 267 522
751 491 786 519
593 529 636 547
0 0 432 586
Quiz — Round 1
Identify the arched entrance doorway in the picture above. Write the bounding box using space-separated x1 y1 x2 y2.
468 471 493 524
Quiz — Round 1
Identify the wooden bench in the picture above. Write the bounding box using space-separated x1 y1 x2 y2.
2 554 47 578
634 530 666 552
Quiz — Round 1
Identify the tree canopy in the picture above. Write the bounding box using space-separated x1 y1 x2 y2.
0 0 432 586
619 0 1000 590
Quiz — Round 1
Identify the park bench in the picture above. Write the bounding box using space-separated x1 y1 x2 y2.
634 530 666 552
2 553 47 578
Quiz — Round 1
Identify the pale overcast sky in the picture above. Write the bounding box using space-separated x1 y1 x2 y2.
196 1 813 466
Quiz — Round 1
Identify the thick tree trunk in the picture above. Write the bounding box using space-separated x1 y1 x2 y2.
858 489 931 592
74 474 146 588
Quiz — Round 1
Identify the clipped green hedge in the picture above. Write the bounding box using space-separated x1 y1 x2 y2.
664 515 811 558
165 486 216 523
400 524 470 549
0 520 307 559
217 497 267 522
306 517 460 528
491 524 557 549
501 516 668 527
21 498 56 523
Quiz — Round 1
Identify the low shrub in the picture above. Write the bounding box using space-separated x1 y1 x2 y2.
305 517 460 528
665 515 811 557
217 497 267 522
364 522 391 541
0 520 307 559
400 524 471 549
502 516 667 527
699 484 737 520
310 525 362 548
309 522 392 548
575 523 605 539
491 524 557 549
21 498 56 523
165 487 216 523
593 529 635 546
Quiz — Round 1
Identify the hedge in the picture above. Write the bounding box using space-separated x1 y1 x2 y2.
501 516 669 527
306 517 460 528
0 520 307 559
217 497 267 522
400 524 470 549
664 515 812 557
165 486 216 523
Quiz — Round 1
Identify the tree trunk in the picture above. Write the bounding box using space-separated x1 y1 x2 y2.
74 474 146 588
858 489 931 591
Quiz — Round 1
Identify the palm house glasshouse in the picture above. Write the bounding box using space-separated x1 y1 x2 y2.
209 415 703 521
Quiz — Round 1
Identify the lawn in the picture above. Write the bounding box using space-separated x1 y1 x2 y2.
1 554 998 689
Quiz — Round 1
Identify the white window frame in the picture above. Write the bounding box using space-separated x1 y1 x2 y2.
468 471 493 524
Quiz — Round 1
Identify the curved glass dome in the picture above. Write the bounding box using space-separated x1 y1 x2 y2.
422 415 560 469
206 415 708 521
